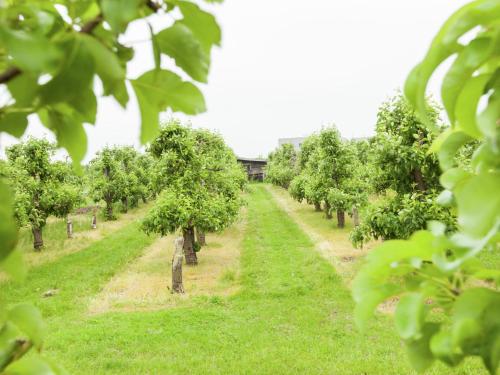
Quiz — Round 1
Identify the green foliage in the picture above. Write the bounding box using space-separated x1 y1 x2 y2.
352 94 453 246
265 143 297 188
354 2 500 373
142 121 245 239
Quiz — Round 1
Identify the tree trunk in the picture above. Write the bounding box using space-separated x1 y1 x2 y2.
121 197 128 213
196 228 206 246
352 207 360 227
314 202 321 211
337 210 345 228
325 202 332 219
172 237 185 293
105 200 113 220
183 226 198 265
142 194 147 204
66 216 73 239
91 213 97 229
32 227 43 251
412 168 426 192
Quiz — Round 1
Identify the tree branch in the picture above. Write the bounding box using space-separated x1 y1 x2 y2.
0 67 21 84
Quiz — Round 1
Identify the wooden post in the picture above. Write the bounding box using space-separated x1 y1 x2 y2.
172 237 185 294
352 207 360 227
66 216 73 238
91 213 97 229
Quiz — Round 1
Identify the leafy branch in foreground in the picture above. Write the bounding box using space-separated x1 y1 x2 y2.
0 0 222 372
353 0 500 373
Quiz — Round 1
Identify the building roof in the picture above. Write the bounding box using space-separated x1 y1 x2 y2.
236 157 267 163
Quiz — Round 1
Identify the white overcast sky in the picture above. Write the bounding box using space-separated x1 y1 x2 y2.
0 0 469 160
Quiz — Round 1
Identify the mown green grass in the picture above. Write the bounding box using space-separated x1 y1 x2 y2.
4 185 488 374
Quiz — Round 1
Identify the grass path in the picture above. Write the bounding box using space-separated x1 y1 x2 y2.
5 185 486 374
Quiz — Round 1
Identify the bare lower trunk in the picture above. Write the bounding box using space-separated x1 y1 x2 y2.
196 228 206 246
412 168 426 192
105 200 113 221
172 237 185 293
32 227 43 251
66 217 73 239
325 202 332 219
121 197 128 213
337 210 345 228
91 213 97 229
352 207 360 227
183 226 197 265
314 202 321 211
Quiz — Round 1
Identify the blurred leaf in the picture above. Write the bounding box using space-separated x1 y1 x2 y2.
156 23 209 83
0 26 61 72
396 293 426 340
131 69 206 143
101 0 142 33
8 304 45 349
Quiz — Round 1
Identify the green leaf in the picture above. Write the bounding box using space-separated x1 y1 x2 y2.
395 293 427 340
455 74 491 138
131 69 206 143
100 0 142 33
7 73 39 107
406 323 440 372
0 26 61 72
478 91 500 139
440 168 471 190
156 23 209 83
0 248 25 282
454 172 500 238
405 0 500 125
430 329 464 366
442 35 496 123
40 38 95 105
69 89 97 124
177 0 222 52
0 111 29 138
3 354 63 375
38 108 88 167
8 304 45 349
149 24 161 71
430 129 472 170
0 180 19 263
78 34 128 107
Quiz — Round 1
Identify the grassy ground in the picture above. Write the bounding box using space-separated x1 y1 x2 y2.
2 185 489 374
12 202 152 270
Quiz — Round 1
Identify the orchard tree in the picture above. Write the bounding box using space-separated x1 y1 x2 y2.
289 134 322 210
266 143 297 188
0 0 223 371
354 2 500 374
350 94 453 247
303 127 355 225
142 121 244 265
114 146 142 212
5 139 82 250
88 147 128 220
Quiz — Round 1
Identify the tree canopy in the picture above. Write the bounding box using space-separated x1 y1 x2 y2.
4 138 82 250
